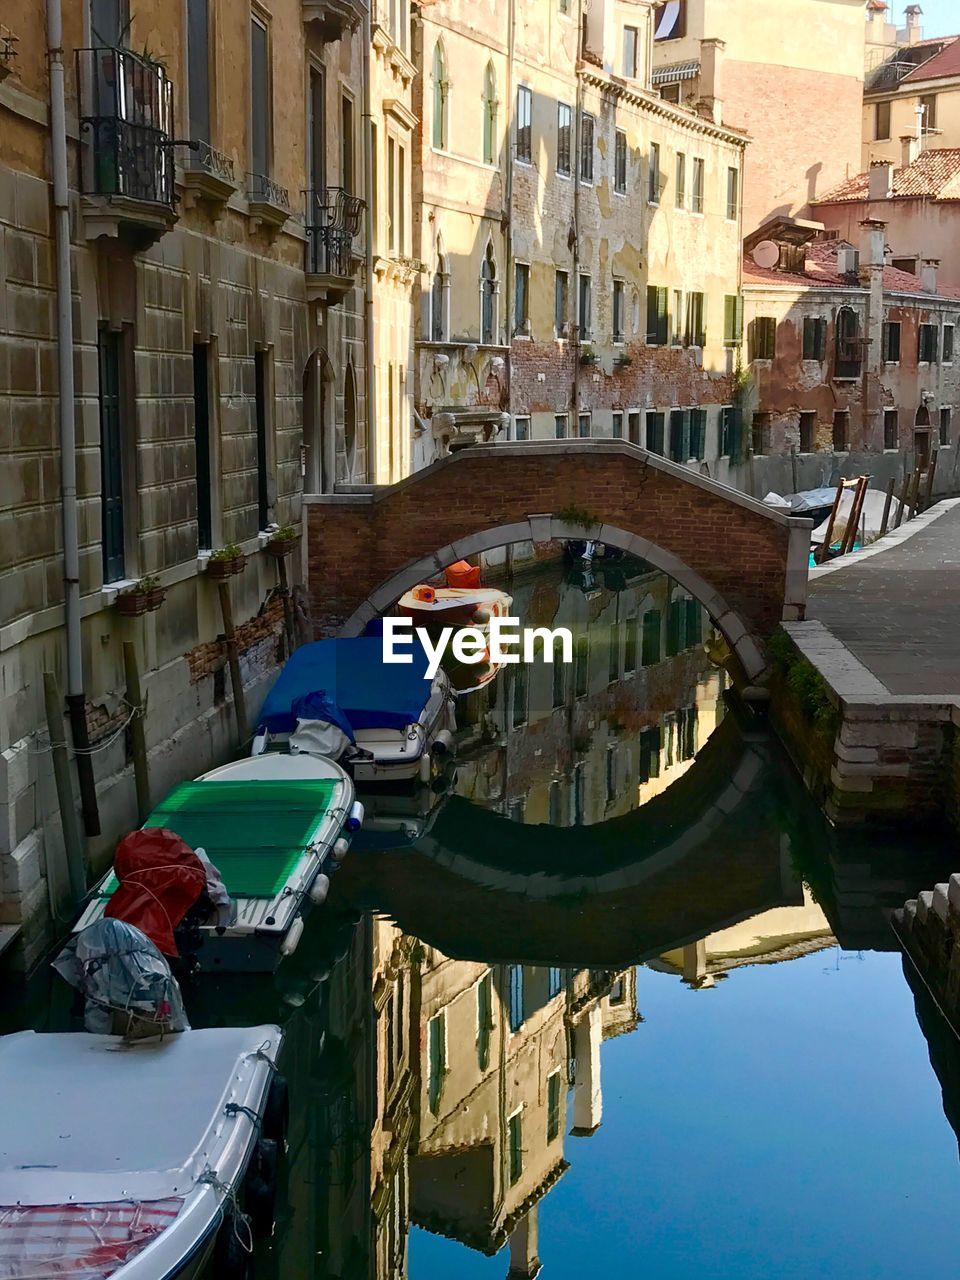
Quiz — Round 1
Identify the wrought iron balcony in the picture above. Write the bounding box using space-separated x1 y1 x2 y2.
77 45 177 240
247 172 291 230
305 187 365 304
0 24 19 82
181 139 236 206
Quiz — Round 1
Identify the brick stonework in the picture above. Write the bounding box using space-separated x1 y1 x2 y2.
306 443 798 648
184 592 286 683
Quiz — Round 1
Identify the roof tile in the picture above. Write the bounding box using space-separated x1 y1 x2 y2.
814 147 960 203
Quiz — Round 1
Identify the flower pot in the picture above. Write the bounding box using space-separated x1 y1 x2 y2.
116 592 149 617
265 536 297 560
145 587 166 611
206 554 245 580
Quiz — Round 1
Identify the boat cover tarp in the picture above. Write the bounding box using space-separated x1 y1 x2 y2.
0 1199 183 1280
104 829 207 957
259 636 433 735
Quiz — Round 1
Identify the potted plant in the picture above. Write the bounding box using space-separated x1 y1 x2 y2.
579 346 599 367
265 524 298 559
206 544 246 579
116 576 165 616
614 352 633 370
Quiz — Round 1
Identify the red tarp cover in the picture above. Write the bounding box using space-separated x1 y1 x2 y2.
104 828 206 957
445 559 482 589
0 1199 182 1279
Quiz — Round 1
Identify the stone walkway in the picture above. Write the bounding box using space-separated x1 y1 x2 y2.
805 499 960 697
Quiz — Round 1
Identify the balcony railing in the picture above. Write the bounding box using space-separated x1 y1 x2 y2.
305 187 365 277
77 46 175 207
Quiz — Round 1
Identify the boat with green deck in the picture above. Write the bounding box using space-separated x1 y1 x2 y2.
75 753 362 971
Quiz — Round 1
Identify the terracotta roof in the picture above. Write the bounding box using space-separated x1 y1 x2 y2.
741 240 950 297
814 147 960 203
901 37 960 82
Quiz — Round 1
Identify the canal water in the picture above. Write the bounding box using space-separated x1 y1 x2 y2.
3 555 960 1279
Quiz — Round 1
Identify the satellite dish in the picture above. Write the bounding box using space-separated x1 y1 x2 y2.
752 241 780 269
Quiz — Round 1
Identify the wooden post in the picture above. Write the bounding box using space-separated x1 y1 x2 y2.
276 554 296 656
841 476 869 555
43 672 86 907
813 482 845 564
217 580 249 747
893 473 910 528
123 642 150 822
878 476 896 539
907 467 922 520
923 450 938 509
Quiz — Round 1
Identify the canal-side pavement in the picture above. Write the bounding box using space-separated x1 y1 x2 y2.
779 498 960 828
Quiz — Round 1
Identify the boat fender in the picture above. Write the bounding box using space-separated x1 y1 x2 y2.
345 800 365 832
309 873 331 906
250 729 268 756
413 584 437 603
419 753 433 783
264 1075 290 1149
213 1205 255 1279
244 1137 279 1238
333 837 350 863
473 606 491 624
280 915 305 956
431 729 454 756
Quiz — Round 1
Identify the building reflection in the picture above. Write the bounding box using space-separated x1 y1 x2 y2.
456 559 726 825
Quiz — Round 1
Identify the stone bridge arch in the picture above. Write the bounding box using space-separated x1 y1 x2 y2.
304 440 811 679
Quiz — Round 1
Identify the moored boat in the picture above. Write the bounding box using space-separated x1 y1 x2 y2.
397 584 513 627
75 751 360 971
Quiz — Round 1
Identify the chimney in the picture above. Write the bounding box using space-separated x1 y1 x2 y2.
900 133 919 168
921 258 940 292
859 217 887 268
904 3 922 44
507 1210 541 1280
698 38 725 124
837 245 861 276
571 1003 603 1135
868 160 894 200
861 219 887 376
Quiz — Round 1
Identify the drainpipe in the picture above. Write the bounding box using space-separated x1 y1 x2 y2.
362 8 377 482
571 0 584 430
48 0 99 838
504 0 516 432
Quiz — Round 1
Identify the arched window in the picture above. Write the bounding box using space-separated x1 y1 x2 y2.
432 41 448 150
480 242 497 344
431 240 448 341
835 306 861 378
482 61 497 165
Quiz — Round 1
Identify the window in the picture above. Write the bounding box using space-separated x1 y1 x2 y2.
802 316 827 361
648 142 660 202
579 273 592 338
646 285 668 345
748 316 776 361
548 967 564 998
431 251 448 340
692 157 704 214
689 407 706 460
548 776 563 821
613 279 625 342
254 349 271 530
308 66 326 198
580 112 594 182
578 413 591 438
552 659 566 708
508 965 524 1032
836 307 862 377
614 129 627 193
940 406 952 446
555 270 568 335
623 24 638 77
669 408 688 462
671 289 683 346
921 93 938 132
187 0 210 142
573 760 585 824
724 294 743 346
612 410 623 439
608 977 625 1005
514 262 530 334
555 412 568 439
751 411 770 455
482 61 497 165
645 410 664 454
725 166 738 220
660 83 681 104
341 95 354 192
98 329 126 583
675 151 686 208
624 613 637 671
574 635 588 697
432 41 448 149
250 15 271 178
559 0 569 13
943 324 955 364
720 405 740 457
799 411 816 452
512 663 528 727
832 409 849 451
684 291 705 347
641 609 661 666
884 408 899 450
557 102 572 175
627 409 641 444
891 257 917 274
874 100 891 141
90 0 129 46
882 320 901 363
480 243 497 343
476 973 493 1070
508 1110 523 1185
192 343 213 551
639 725 661 781
918 323 939 363
517 85 532 163
387 137 396 252
427 1011 446 1113
514 415 530 441
605 743 618 797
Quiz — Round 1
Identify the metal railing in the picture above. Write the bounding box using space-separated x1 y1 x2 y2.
185 139 235 186
305 187 365 276
866 59 922 92
248 172 291 211
77 46 175 206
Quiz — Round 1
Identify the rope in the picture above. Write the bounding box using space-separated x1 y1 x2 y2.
26 698 142 757
198 1169 254 1254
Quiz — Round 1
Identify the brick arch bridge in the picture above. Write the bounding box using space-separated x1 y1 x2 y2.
304 441 810 680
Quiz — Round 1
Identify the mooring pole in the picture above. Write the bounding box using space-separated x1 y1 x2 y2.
878 476 895 539
217 581 249 746
43 671 86 907
123 642 150 822
276 555 296 657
